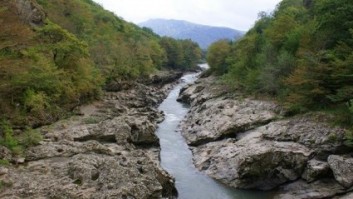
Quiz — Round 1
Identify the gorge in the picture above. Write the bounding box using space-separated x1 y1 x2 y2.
1 0 353 198
156 65 267 198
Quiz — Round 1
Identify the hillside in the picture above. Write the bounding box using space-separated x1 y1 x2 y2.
139 19 244 49
207 0 353 125
0 0 201 128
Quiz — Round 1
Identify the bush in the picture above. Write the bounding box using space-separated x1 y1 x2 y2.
0 120 42 157
0 121 22 155
19 128 43 148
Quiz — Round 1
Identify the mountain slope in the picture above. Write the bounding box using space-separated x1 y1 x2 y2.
0 0 201 127
207 0 353 122
139 19 244 49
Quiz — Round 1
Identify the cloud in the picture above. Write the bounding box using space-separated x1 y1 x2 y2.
93 0 282 30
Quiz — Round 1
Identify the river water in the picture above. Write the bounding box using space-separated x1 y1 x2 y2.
156 67 268 199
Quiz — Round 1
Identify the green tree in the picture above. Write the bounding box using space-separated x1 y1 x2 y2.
207 40 231 75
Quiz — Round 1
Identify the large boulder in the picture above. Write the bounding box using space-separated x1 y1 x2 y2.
125 116 159 145
262 114 348 158
328 155 353 188
301 159 331 182
177 76 228 105
192 131 312 190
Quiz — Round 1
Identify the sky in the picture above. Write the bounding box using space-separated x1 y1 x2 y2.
92 0 282 31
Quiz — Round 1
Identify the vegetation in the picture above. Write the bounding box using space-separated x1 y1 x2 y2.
0 0 201 153
37 0 201 78
159 37 201 71
0 121 22 155
0 1 102 127
0 120 43 156
207 0 353 125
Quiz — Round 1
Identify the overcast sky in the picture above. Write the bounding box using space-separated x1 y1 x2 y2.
92 0 282 31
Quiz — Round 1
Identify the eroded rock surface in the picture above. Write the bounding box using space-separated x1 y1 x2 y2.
328 155 353 188
192 131 311 190
179 76 281 146
179 75 351 198
274 179 346 199
0 71 181 199
301 159 331 183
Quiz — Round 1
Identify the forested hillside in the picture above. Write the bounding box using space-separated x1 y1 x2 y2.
207 0 353 125
0 0 201 129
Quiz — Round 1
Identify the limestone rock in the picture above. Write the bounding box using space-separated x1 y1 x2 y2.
125 116 159 145
262 115 347 158
301 159 331 182
0 167 8 175
2 152 176 199
25 140 115 161
274 179 346 199
328 155 353 188
192 131 312 190
179 76 281 145
177 76 228 106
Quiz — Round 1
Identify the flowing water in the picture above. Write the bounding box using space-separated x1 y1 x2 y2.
156 65 268 199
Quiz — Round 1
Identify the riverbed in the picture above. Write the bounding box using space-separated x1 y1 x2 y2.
156 68 268 199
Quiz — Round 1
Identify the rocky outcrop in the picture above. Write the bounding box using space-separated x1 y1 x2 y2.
0 74 179 198
301 159 331 182
15 0 46 26
261 115 348 158
3 152 175 199
328 155 353 188
192 132 311 190
179 75 351 198
179 76 281 146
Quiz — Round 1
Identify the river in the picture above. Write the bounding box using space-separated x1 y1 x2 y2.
156 64 268 199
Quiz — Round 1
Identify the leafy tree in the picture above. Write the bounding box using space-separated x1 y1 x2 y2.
207 40 231 75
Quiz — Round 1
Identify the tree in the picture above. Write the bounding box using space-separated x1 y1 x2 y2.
207 40 231 75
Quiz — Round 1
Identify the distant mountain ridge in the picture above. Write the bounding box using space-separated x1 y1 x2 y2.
139 19 244 49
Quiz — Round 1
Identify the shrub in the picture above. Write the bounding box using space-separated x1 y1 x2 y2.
0 121 22 155
19 128 43 148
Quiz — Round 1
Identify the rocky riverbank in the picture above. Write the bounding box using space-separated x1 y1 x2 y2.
178 74 353 198
0 71 182 199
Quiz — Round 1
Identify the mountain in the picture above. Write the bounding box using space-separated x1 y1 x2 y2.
139 19 244 49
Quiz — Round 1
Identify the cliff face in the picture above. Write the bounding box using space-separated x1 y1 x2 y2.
178 75 353 198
